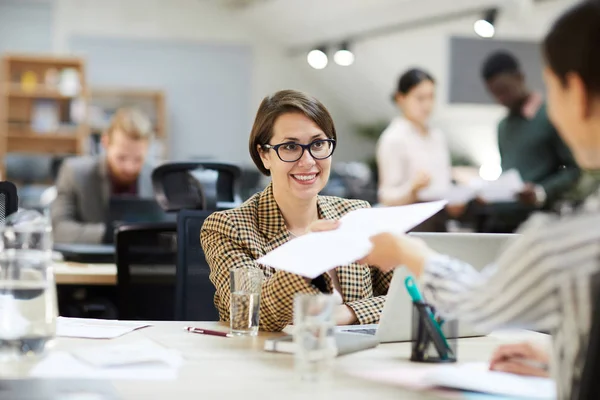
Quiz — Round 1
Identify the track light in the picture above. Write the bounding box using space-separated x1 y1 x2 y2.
334 42 355 66
474 8 498 38
307 47 328 70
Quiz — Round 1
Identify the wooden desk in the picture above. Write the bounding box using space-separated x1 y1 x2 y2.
7 321 550 399
53 262 116 285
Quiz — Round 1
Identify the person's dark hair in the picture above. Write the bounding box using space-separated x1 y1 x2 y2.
481 51 521 81
543 0 600 95
249 90 337 176
395 68 435 96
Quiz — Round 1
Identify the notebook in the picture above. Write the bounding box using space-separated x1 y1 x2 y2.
264 332 379 356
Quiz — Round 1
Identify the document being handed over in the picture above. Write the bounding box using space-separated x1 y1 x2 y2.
257 200 446 279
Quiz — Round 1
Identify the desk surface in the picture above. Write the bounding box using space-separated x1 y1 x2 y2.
53 262 116 285
6 321 550 399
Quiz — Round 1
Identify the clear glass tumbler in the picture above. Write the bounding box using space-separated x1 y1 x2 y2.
293 293 337 381
0 210 57 362
229 268 263 336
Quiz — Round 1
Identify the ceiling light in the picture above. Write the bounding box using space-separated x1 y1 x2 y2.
307 47 328 70
474 8 498 38
334 42 355 66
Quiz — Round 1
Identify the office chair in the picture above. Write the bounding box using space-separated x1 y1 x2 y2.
175 209 219 321
0 181 19 223
152 162 242 212
114 222 177 320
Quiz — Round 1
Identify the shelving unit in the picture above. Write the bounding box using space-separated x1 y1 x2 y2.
89 88 167 161
0 54 89 181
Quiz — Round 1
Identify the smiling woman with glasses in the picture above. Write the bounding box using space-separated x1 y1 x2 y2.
200 89 391 332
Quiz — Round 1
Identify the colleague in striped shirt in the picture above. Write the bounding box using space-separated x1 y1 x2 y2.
365 2 600 399
314 2 600 399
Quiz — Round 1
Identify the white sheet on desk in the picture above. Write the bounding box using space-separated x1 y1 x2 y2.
257 200 446 278
56 317 151 339
347 361 555 399
30 339 182 380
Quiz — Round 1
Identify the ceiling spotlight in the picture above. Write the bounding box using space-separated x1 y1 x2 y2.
474 8 498 38
334 42 355 66
307 47 328 70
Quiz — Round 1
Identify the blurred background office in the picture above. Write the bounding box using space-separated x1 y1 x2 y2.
0 0 581 234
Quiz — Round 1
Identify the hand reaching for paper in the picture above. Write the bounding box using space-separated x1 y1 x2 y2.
359 234 437 276
517 183 540 206
489 342 550 378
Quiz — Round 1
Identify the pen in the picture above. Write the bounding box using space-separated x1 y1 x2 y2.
184 327 233 338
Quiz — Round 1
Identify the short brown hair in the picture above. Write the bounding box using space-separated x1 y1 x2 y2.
249 90 337 176
105 108 153 141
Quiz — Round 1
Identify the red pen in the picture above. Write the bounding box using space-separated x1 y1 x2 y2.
184 326 233 338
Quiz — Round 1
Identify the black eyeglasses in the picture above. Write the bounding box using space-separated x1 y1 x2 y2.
262 139 336 163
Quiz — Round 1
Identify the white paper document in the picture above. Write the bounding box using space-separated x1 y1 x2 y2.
477 169 525 203
30 339 183 381
257 200 447 278
346 362 555 399
56 317 151 339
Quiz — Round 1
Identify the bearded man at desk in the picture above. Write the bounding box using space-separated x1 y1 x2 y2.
51 108 155 244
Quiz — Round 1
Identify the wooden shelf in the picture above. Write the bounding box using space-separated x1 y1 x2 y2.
7 134 79 154
5 86 78 100
0 54 89 180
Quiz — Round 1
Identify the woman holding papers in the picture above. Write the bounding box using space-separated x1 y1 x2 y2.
323 3 600 398
376 69 452 208
201 90 392 332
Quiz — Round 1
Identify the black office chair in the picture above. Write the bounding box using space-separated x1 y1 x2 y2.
175 209 219 321
152 162 242 212
114 223 178 320
0 181 19 223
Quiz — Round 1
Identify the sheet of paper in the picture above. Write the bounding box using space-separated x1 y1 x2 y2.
345 362 555 399
478 169 525 203
257 200 446 278
56 317 152 339
429 362 555 399
30 339 183 380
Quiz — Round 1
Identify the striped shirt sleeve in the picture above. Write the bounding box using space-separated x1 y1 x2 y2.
421 213 562 333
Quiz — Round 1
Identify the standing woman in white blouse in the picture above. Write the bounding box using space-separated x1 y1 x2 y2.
377 69 452 208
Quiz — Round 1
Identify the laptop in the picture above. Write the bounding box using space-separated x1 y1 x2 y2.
107 196 176 225
339 232 519 343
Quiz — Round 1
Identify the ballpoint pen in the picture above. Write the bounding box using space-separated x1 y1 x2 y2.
184 327 233 338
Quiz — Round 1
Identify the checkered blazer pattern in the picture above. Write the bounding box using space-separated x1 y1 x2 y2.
200 183 392 332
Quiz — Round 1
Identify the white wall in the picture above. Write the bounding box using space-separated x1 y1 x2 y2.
287 0 578 168
51 0 368 165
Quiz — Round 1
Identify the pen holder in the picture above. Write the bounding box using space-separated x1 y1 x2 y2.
410 301 457 363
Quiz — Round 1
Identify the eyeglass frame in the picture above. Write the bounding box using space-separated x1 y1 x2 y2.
261 138 336 163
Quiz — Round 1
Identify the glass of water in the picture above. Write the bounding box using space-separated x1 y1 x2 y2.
230 268 263 336
293 294 337 381
0 210 57 362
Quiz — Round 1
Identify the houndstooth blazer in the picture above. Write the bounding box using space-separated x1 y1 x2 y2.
200 183 392 332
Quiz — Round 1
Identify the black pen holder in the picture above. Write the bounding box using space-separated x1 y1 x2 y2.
410 301 457 363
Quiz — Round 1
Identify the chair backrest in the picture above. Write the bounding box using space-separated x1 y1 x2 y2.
175 209 219 321
115 222 177 320
152 162 242 212
0 181 18 223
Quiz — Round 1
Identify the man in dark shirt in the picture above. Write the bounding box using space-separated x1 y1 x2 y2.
479 51 580 232
51 108 155 244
